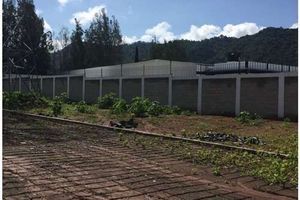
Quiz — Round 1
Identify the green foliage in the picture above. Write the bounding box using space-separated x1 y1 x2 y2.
162 106 182 115
147 101 163 116
236 111 262 125
97 93 118 109
51 96 63 116
75 101 95 114
111 99 128 114
3 91 48 110
128 97 151 117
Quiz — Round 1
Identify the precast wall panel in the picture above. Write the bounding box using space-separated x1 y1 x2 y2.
144 78 169 105
202 78 236 116
55 77 68 96
42 78 53 98
31 79 41 93
172 79 198 111
21 78 30 93
85 80 100 103
241 77 278 118
122 79 141 102
69 76 83 102
102 79 119 96
284 77 298 120
3 79 9 92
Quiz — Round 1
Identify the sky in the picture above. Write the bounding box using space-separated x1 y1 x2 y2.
34 0 298 46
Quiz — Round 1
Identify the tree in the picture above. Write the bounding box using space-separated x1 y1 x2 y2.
134 46 139 62
70 18 85 69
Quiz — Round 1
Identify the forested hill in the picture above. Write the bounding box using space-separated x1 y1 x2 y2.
122 27 298 66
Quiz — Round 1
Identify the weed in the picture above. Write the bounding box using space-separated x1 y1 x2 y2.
51 96 63 116
128 97 151 117
111 98 128 114
236 111 263 125
75 101 95 114
97 93 118 109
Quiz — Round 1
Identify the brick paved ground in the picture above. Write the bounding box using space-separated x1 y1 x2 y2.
3 112 296 200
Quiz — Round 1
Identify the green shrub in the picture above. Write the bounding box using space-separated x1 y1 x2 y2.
51 96 63 116
236 111 262 125
147 101 163 116
128 97 151 117
75 101 95 114
57 92 69 103
111 98 128 114
162 105 182 115
3 91 48 110
97 93 118 109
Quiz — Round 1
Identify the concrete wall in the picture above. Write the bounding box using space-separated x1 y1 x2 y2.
172 79 198 111
102 79 119 96
284 77 298 120
55 77 67 96
85 80 100 104
69 76 83 101
31 79 41 93
144 78 169 105
241 77 278 118
122 79 141 102
21 78 30 93
42 78 53 98
202 78 236 116
3 79 9 92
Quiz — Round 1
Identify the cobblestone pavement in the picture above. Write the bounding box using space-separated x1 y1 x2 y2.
3 112 296 200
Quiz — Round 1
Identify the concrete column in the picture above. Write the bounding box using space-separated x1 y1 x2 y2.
168 76 172 106
235 77 241 116
40 77 43 93
278 75 285 118
197 77 202 114
119 78 122 98
19 77 21 92
52 77 55 98
141 77 145 99
82 76 85 101
99 79 103 98
67 76 70 98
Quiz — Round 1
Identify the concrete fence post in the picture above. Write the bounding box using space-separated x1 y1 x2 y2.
235 77 241 116
82 76 85 101
197 77 202 114
67 76 70 98
53 77 55 98
141 77 145 99
119 78 122 98
99 79 103 98
278 74 285 118
168 76 172 106
19 77 21 92
40 77 43 93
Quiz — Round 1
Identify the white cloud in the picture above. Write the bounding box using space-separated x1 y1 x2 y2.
290 22 298 29
180 24 221 41
220 22 264 37
58 0 70 7
36 9 43 15
70 5 106 25
123 22 265 44
44 20 52 32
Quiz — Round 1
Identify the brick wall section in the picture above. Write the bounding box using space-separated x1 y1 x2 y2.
144 78 169 105
202 78 236 116
42 78 53 98
241 77 278 118
31 79 41 93
85 80 100 104
122 79 142 102
102 79 119 96
55 77 67 96
172 79 198 111
21 78 30 93
69 77 83 102
284 77 298 120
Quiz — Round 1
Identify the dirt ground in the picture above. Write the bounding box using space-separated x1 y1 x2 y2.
3 112 297 200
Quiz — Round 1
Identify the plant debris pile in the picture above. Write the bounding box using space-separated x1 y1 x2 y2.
110 118 138 129
196 131 265 145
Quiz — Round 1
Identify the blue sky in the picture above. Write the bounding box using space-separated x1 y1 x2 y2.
35 0 298 44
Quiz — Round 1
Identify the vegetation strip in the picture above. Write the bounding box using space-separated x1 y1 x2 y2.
4 109 289 159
